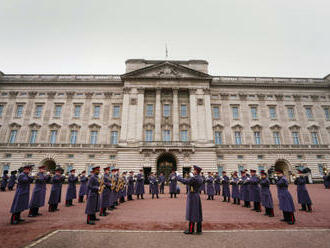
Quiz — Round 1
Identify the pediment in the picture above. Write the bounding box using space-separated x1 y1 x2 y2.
121 62 212 80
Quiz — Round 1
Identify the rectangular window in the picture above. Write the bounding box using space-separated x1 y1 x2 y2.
232 106 239 119
324 108 330 120
254 131 261 144
16 105 23 117
0 105 3 117
238 165 244 176
292 132 300 145
111 131 118 144
162 130 171 142
258 165 265 174
29 130 38 144
269 106 277 119
311 132 319 145
145 130 153 142
70 130 78 144
90 131 98 144
181 104 187 117
235 131 242 144
54 105 62 117
50 130 57 144
287 107 295 120
214 131 222 145
74 105 81 118
318 164 324 176
273 131 281 145
305 107 313 119
163 104 170 117
251 107 258 120
66 165 73 174
93 105 100 118
35 105 43 118
180 130 188 142
9 130 17 143
212 106 220 119
146 104 153 117
217 166 224 175
113 105 120 118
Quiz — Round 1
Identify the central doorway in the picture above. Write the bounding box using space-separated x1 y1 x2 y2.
156 153 177 180
42 159 56 173
274 159 291 182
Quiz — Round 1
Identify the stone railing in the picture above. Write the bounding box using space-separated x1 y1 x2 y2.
1 74 122 82
215 144 330 149
0 143 119 148
212 76 326 84
140 141 193 147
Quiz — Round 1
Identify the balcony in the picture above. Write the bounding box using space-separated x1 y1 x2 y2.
140 141 193 147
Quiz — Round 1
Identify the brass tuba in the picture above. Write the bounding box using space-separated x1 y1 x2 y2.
111 176 116 191
98 176 105 194
116 177 124 192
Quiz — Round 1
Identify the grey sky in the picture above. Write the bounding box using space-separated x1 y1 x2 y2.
0 0 329 77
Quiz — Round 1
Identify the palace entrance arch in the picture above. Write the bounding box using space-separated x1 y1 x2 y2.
156 152 177 180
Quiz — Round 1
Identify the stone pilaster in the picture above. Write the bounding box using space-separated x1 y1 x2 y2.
172 88 179 141
204 89 213 142
136 88 145 142
189 89 198 141
155 88 161 141
119 87 130 144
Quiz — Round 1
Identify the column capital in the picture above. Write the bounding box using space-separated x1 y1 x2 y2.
137 87 145 94
156 88 162 94
189 88 197 94
172 87 179 95
123 87 131 94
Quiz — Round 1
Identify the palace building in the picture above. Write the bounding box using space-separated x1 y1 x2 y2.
0 59 329 180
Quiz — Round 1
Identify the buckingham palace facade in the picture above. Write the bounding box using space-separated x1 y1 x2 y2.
0 59 329 180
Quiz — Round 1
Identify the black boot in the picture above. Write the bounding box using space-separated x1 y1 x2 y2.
207 196 210 200
237 199 240 205
174 194 177 198
269 208 274 217
256 202 261 212
196 222 202 234
184 222 195 234
87 215 95 225
66 200 70 207
28 208 36 217
227 197 230 203
141 194 144 199
93 214 100 221
48 204 54 212
222 196 226 202
156 194 159 199
17 212 24 222
307 204 312 212
152 194 154 199
137 194 140 199
170 193 173 198
299 204 307 211
55 204 59 211
11 214 18 225
288 212 295 225
211 195 214 200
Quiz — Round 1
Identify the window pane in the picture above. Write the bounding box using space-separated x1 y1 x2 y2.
145 130 153 142
235 131 242 144
111 131 118 144
288 107 295 119
16 105 23 117
311 132 319 145
180 130 188 142
50 130 57 144
93 106 100 118
181 105 187 117
305 108 313 119
30 130 38 144
254 131 261 144
215 131 222 144
70 130 77 144
90 131 98 144
232 107 239 119
146 104 153 117
35 105 43 117
213 106 220 119
9 130 17 143
74 105 81 117
55 105 62 117
324 108 330 120
292 132 300 144
0 105 3 117
251 107 257 119
113 106 120 118
269 107 277 119
273 132 281 145
163 104 170 117
162 130 171 141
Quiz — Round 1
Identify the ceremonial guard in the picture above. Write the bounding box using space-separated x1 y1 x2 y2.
260 170 274 217
206 172 215 200
239 171 250 208
28 165 50 217
324 172 330 189
199 172 206 194
135 169 145 199
127 171 135 201
78 171 88 203
169 170 178 198
48 167 65 212
276 169 295 225
214 172 221 195
10 165 34 224
85 166 100 225
221 171 230 202
8 170 17 191
113 168 120 206
177 165 203 235
149 172 159 199
65 169 78 206
100 167 112 216
230 171 240 204
109 168 117 209
294 170 312 212
159 172 165 194
119 171 127 203
249 169 261 212
1 170 9 191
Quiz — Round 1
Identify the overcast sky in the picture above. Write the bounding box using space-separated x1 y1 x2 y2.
0 0 329 77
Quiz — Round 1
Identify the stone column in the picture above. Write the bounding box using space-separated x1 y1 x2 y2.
173 88 179 141
136 88 145 142
204 89 213 142
189 89 198 142
155 88 162 141
119 87 130 144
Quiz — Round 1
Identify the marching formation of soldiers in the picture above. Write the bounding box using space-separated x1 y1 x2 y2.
2 163 325 230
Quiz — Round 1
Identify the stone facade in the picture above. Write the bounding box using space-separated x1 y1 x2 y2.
0 59 329 179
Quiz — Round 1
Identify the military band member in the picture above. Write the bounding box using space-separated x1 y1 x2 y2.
86 166 101 225
127 171 135 201
206 172 215 200
199 172 206 194
260 170 274 217
169 169 178 198
159 172 165 194
221 171 230 202
276 169 295 225
149 172 159 199
119 171 127 203
109 167 117 209
65 169 78 207
249 169 261 212
48 167 65 212
324 172 330 189
8 170 17 191
28 165 50 217
177 165 203 235
135 169 145 199
1 170 9 191
230 171 240 204
214 172 221 195
294 170 312 212
114 168 120 206
78 171 88 203
100 167 111 216
10 165 34 224
239 171 250 208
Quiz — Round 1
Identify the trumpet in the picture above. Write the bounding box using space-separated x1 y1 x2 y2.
98 176 105 194
111 176 117 191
